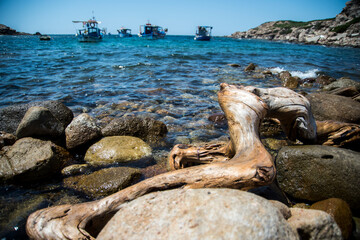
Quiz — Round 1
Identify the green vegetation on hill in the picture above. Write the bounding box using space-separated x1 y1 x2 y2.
272 18 335 31
332 17 360 33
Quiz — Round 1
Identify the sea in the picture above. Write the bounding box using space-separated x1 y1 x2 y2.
0 34 360 238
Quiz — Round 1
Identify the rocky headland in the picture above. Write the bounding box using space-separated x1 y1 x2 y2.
230 0 360 47
0 24 30 35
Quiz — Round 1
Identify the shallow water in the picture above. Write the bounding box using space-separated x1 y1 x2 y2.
0 35 360 239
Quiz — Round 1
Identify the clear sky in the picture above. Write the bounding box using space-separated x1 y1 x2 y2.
0 0 349 36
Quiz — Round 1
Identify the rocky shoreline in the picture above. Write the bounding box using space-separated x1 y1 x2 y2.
1 63 360 239
229 0 360 48
0 24 31 35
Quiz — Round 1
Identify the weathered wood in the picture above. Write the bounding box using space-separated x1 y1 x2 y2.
26 84 315 239
316 120 360 149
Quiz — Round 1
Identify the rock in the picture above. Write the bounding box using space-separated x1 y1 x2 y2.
15 106 64 139
97 189 298 240
0 137 71 182
0 24 30 35
310 198 353 239
279 71 292 82
288 208 342 240
327 86 359 97
316 75 336 86
0 131 16 149
101 116 167 143
307 93 360 123
323 77 360 92
276 145 360 213
244 63 256 72
84 136 152 166
353 217 360 239
282 76 299 89
208 113 228 127
65 113 102 149
61 164 92 176
63 167 141 198
0 100 73 135
228 63 241 67
269 200 292 220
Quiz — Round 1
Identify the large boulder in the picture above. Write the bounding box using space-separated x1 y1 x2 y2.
15 106 64 139
322 77 360 92
276 145 360 213
84 136 152 166
310 198 353 239
65 113 101 149
0 101 73 135
63 167 141 198
101 116 167 143
306 93 360 123
0 137 71 182
97 188 298 240
288 208 342 240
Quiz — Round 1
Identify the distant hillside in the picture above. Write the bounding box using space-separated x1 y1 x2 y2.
230 0 360 47
0 24 30 35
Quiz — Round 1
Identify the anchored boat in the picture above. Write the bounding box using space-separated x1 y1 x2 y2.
194 26 213 41
72 16 104 42
117 28 132 38
138 22 167 39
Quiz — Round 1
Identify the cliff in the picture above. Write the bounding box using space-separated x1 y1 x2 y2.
230 0 360 47
0 24 30 35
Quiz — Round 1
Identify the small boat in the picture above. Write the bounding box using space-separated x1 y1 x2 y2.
117 28 132 38
39 35 51 41
138 22 167 39
72 16 104 42
194 26 213 41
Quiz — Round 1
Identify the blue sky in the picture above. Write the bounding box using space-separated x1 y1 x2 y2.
0 0 349 36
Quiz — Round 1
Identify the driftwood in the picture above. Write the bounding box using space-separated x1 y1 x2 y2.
316 120 360 149
26 84 316 239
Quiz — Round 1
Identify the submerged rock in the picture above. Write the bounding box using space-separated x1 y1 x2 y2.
307 93 360 123
63 167 141 198
310 198 353 239
0 137 71 182
65 113 102 149
0 100 73 135
84 136 152 166
97 189 298 240
101 116 167 143
288 208 342 240
244 62 256 72
276 145 360 213
15 106 64 139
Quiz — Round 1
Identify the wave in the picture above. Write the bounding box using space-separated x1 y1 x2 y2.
269 67 319 79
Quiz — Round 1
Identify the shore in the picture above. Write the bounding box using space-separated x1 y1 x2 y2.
229 0 360 48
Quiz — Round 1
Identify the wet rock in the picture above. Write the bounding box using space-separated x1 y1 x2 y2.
288 208 342 240
61 164 92 176
0 131 16 149
228 63 241 67
279 71 292 82
65 113 102 149
276 145 360 213
101 116 167 143
244 62 256 72
97 189 298 240
316 75 336 86
327 86 359 97
63 167 141 198
307 93 360 123
84 136 152 166
282 76 299 89
322 77 360 92
310 198 353 239
15 106 64 139
0 137 71 182
0 100 73 135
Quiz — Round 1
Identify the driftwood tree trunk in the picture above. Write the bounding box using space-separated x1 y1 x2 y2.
26 84 316 239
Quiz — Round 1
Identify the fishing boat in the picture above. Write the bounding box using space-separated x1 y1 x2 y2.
72 16 104 42
138 22 167 39
117 28 132 38
194 26 213 41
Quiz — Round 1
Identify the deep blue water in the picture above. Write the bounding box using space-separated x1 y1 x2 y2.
1 35 360 142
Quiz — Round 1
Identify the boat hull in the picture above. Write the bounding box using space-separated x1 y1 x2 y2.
77 35 103 42
194 35 211 41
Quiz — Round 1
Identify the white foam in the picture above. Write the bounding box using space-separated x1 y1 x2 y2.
269 67 319 79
